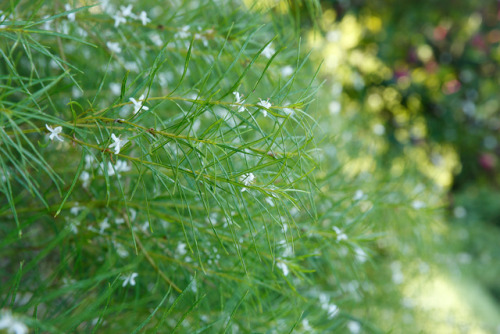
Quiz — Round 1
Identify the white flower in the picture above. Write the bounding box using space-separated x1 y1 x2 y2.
347 321 361 334
411 200 426 210
354 247 368 263
141 221 149 233
281 65 294 77
84 155 95 169
70 203 82 215
129 94 149 114
99 161 130 177
239 172 255 192
106 41 121 53
277 262 289 276
353 189 364 201
129 208 137 221
373 123 385 135
99 218 110 234
176 242 187 256
302 319 313 331
110 82 121 95
175 25 190 39
64 4 76 22
45 124 64 141
150 33 163 47
232 92 246 112
0 310 28 334
326 303 339 318
282 105 295 116
115 242 129 258
257 98 271 117
109 133 128 154
261 43 275 59
265 197 275 207
115 160 131 173
121 272 138 287
454 206 467 218
119 5 134 18
137 11 151 26
329 101 341 115
332 226 348 241
233 92 243 104
112 14 126 28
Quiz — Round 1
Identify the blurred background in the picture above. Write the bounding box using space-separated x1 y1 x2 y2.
303 0 500 332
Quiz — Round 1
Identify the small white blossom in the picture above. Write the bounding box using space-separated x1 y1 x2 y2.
64 4 76 22
124 61 139 72
0 310 28 334
353 189 364 201
68 219 80 234
233 91 243 103
277 262 289 276
84 155 95 169
150 33 163 47
283 106 294 116
326 303 339 318
347 321 361 334
257 98 271 117
354 247 368 263
302 319 313 331
80 171 90 188
261 43 275 59
373 123 385 135
176 242 187 256
115 160 131 173
137 11 151 26
329 101 341 115
115 242 129 258
99 218 110 234
121 272 138 287
281 65 294 77
129 94 149 114
112 14 126 28
110 82 121 95
411 200 426 210
45 124 64 141
119 5 134 18
99 160 130 177
265 197 275 207
233 92 246 112
175 25 190 39
106 41 121 53
70 204 82 215
109 133 128 154
454 206 467 218
333 226 348 241
129 208 137 221
239 173 255 192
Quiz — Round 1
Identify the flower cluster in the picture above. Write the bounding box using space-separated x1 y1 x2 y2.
112 5 151 28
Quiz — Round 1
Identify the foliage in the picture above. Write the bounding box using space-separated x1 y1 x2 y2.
2 0 496 333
